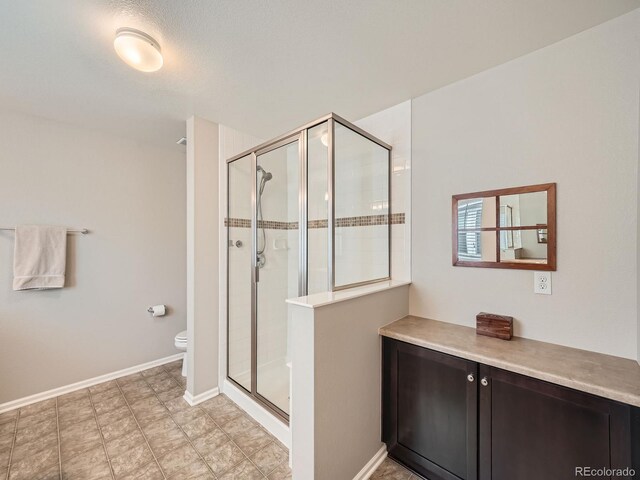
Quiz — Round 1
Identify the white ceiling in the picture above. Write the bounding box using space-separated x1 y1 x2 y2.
1 1 638 146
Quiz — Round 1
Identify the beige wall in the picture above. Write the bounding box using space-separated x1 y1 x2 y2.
186 116 220 397
290 285 410 480
411 10 640 359
0 110 186 404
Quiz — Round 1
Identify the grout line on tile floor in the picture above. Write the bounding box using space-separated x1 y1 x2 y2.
115 377 168 480
54 397 62 480
250 440 286 478
196 400 271 478
157 362 258 477
87 387 117 480
238 418 287 477
144 363 221 478
263 441 289 478
200 414 258 478
4 412 18 480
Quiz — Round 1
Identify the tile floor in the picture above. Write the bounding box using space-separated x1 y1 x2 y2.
0 360 291 480
0 359 419 480
371 458 421 480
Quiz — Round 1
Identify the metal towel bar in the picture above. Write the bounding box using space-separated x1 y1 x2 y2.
0 227 89 234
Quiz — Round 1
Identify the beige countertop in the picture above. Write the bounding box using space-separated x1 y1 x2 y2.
379 315 640 408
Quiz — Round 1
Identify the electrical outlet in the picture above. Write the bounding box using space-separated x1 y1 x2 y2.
534 271 552 295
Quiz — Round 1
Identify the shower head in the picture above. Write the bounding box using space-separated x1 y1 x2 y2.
257 166 273 181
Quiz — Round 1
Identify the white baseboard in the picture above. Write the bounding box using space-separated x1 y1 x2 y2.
0 353 185 414
222 378 290 448
183 387 219 406
353 445 387 480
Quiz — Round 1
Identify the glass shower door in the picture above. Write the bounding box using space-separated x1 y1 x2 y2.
227 155 253 391
254 137 301 416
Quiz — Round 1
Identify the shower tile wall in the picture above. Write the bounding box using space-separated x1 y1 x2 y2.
255 141 298 413
334 122 390 287
256 148 289 367
307 123 329 294
355 100 411 281
305 102 412 291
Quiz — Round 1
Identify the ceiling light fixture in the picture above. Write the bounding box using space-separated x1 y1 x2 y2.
114 27 163 72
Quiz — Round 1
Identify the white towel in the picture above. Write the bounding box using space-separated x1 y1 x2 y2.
13 225 67 291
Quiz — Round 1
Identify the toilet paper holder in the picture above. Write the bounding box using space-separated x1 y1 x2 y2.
147 305 167 317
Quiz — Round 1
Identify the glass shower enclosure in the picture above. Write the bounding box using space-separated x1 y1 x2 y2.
227 113 391 421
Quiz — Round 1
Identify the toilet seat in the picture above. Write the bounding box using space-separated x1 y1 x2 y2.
175 330 187 342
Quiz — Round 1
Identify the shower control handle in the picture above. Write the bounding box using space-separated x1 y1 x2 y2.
235 240 243 248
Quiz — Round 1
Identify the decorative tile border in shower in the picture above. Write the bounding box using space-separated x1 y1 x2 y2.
259 220 299 230
308 213 405 228
391 213 405 225
226 218 252 228
307 219 328 229
335 213 406 227
225 218 297 229
225 213 405 229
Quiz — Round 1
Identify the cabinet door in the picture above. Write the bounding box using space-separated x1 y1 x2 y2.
382 338 478 480
479 364 633 480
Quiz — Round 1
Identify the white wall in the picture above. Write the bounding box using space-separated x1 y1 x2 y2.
0 109 186 404
411 10 640 359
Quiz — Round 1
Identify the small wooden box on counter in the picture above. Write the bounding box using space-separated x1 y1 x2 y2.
476 312 513 340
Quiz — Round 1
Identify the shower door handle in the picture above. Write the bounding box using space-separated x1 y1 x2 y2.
254 264 260 283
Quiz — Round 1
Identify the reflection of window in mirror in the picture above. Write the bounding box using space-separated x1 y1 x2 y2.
457 199 482 260
457 197 497 262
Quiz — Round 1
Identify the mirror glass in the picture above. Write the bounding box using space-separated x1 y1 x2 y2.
499 191 547 227
499 229 548 265
453 184 555 270
457 197 497 262
457 231 498 262
457 197 497 229
498 191 548 265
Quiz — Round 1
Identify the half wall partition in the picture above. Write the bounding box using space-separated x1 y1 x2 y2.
226 114 391 421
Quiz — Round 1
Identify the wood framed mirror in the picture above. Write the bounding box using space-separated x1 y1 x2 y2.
452 183 556 270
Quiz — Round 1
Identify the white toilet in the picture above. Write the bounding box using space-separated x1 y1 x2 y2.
174 330 187 377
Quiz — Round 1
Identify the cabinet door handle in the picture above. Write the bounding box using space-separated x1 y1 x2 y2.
481 377 489 387
467 374 475 383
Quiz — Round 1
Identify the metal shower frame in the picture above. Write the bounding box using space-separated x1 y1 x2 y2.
226 112 392 422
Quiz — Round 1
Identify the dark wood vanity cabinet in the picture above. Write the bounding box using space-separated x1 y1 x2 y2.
382 337 478 480
382 337 637 480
